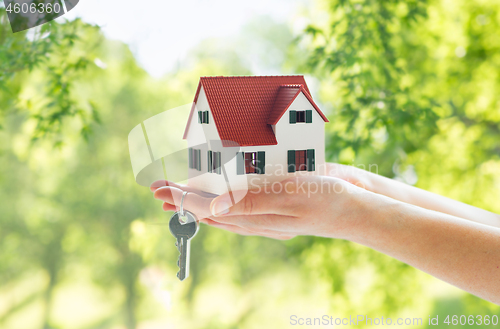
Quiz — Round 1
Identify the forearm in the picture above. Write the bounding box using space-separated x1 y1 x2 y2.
368 172 500 227
351 196 500 304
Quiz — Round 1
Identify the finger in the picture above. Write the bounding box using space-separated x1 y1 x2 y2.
163 202 177 212
209 213 303 234
210 187 300 217
150 180 217 197
161 203 259 232
205 219 294 240
162 203 294 239
203 217 262 233
205 217 289 236
154 186 214 219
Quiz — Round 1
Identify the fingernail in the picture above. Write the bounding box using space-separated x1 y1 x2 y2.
211 200 230 216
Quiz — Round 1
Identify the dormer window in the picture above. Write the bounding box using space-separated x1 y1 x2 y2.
289 110 312 124
198 111 209 124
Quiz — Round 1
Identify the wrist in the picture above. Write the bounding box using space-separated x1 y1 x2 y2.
343 190 405 245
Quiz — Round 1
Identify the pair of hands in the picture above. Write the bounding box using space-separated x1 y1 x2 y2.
151 163 382 240
152 163 500 304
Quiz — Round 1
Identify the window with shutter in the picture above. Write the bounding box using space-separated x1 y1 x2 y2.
214 151 217 173
192 149 198 170
257 151 265 174
188 147 193 169
236 152 265 174
288 149 314 171
208 150 212 172
289 110 313 123
199 110 210 124
289 110 296 124
288 150 296 173
236 152 244 175
216 152 221 174
207 151 222 174
307 149 315 171
306 110 312 123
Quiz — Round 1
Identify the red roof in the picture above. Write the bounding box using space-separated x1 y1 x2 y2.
183 75 328 147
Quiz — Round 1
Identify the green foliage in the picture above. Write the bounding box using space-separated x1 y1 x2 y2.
1 2 500 328
299 0 500 318
0 10 101 144
302 0 500 175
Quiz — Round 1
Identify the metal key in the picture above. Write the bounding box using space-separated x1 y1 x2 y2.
169 211 199 281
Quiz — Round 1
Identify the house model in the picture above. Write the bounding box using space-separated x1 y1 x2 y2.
183 75 329 195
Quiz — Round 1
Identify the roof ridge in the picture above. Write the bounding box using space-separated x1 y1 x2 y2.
200 75 305 79
280 84 303 88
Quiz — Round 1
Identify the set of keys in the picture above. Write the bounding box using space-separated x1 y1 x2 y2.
168 191 199 281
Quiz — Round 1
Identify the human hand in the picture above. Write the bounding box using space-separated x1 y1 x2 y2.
150 180 292 240
151 175 381 240
325 162 409 202
325 162 376 191
151 180 298 240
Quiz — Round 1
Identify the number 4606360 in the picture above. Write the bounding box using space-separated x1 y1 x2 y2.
444 315 499 326
5 2 62 14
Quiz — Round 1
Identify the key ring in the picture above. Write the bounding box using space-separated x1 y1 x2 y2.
179 191 188 222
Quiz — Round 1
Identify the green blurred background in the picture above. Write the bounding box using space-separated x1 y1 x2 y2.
1 0 500 328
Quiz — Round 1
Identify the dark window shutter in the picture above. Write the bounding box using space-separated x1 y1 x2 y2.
211 151 214 172
213 151 217 174
288 150 296 173
208 151 212 172
257 151 265 174
289 110 296 124
306 110 312 123
236 152 245 175
188 148 193 169
216 152 221 174
307 149 315 171
206 111 209 124
197 149 201 171
198 112 202 123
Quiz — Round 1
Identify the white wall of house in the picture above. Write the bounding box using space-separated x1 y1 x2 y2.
185 87 249 195
185 88 326 195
